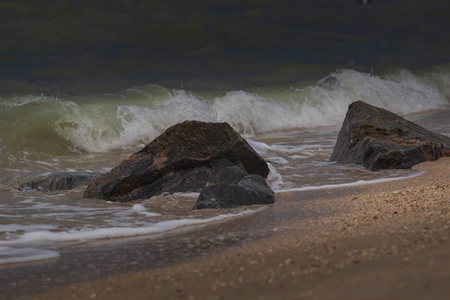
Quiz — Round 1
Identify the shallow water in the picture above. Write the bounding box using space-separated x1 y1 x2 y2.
1 109 449 265
1 65 450 265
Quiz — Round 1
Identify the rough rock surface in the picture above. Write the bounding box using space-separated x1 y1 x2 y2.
193 166 275 209
330 101 450 170
1 172 98 192
84 121 270 202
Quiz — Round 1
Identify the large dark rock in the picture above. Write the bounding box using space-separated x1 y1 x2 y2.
84 121 270 202
1 172 98 192
193 166 275 209
331 101 450 170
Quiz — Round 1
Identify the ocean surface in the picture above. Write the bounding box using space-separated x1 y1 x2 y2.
1 0 450 265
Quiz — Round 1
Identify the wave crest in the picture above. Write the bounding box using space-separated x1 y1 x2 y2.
1 67 448 158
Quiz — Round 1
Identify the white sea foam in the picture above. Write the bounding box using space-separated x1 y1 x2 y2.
0 224 58 233
213 91 296 136
2 68 444 156
275 170 425 193
116 91 218 148
0 206 260 264
131 204 162 217
0 209 259 246
0 246 60 265
266 163 284 191
41 67 448 154
246 139 273 157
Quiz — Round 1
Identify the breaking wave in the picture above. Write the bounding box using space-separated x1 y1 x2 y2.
1 66 449 160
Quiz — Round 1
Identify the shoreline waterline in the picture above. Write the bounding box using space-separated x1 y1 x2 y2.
1 101 449 267
1 157 449 299
275 170 426 193
0 164 427 266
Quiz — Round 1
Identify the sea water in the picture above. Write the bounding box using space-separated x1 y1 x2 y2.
1 66 449 265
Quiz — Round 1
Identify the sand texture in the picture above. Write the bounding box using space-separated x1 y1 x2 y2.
31 158 450 300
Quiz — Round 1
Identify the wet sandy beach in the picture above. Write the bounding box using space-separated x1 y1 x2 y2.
2 157 447 299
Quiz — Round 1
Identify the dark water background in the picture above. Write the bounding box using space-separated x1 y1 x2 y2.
1 0 450 93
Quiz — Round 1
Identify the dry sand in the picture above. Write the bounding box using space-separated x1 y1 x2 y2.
32 158 450 300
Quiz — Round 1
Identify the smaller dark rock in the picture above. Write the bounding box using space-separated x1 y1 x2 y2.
192 198 220 209
193 167 275 209
210 165 246 183
238 174 274 197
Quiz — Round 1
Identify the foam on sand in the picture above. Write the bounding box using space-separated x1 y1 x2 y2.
0 209 261 265
276 170 426 193
0 246 60 265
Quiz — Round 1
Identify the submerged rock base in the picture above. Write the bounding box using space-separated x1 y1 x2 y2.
1 172 98 192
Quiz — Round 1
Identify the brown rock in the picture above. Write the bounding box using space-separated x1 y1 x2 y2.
83 121 269 202
330 101 450 170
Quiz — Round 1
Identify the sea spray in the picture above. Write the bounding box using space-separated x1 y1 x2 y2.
1 67 449 160
54 68 450 154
